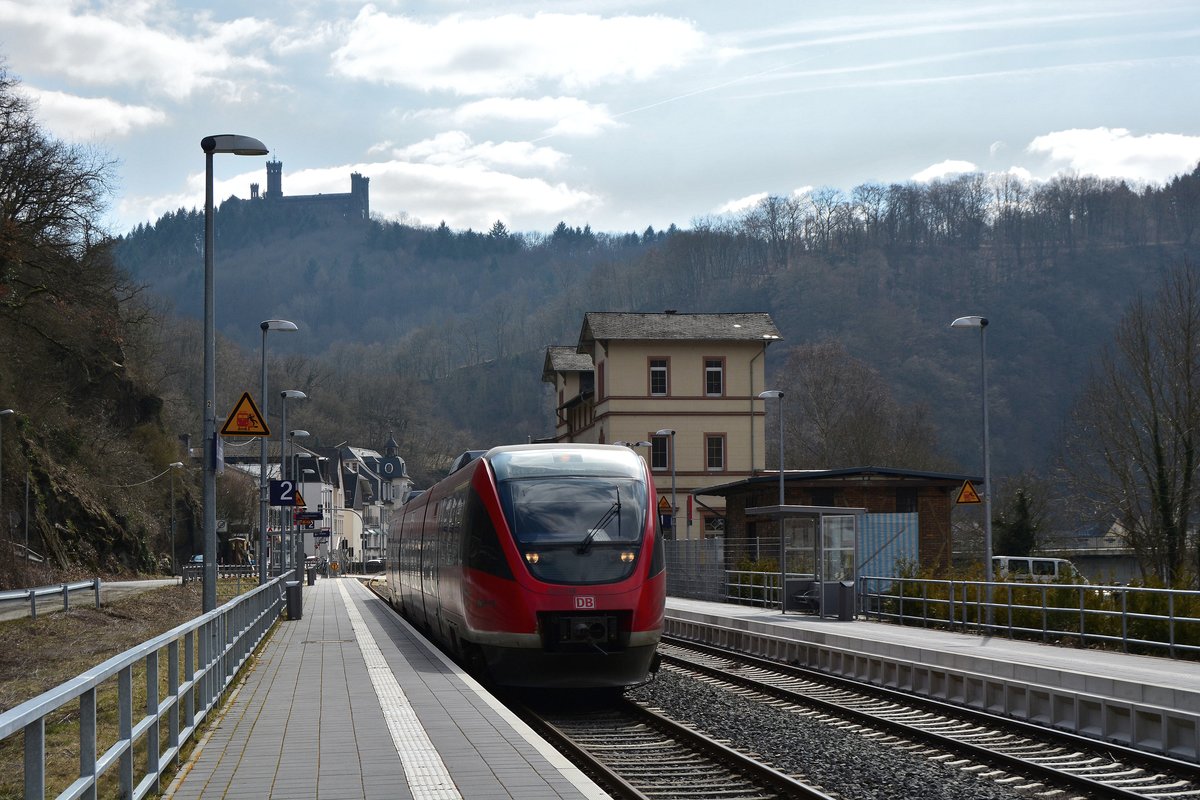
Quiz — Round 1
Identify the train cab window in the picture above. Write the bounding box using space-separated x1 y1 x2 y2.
497 476 648 585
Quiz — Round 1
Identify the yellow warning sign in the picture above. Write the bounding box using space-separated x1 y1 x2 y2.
657 495 671 511
294 491 306 508
956 480 982 504
220 392 270 437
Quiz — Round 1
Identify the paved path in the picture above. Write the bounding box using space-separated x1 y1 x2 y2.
163 576 609 800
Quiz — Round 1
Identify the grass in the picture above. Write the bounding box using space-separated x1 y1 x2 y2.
0 579 265 799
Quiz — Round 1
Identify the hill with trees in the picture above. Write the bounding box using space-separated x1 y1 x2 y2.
116 164 1200 490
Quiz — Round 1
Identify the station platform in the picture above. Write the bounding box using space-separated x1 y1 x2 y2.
665 597 1200 761
164 576 609 800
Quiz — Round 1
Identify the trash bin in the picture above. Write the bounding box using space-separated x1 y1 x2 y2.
285 581 302 621
306 567 316 586
837 580 856 621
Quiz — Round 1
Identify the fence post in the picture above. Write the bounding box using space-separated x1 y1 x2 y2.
62 583 70 612
94 578 102 609
24 718 44 799
28 589 36 620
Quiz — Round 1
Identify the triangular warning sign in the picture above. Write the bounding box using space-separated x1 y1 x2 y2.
294 491 306 508
657 495 671 511
220 392 270 437
956 480 982 504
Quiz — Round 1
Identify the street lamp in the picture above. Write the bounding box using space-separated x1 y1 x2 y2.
0 409 13 534
759 390 786 612
259 319 297 584
951 315 994 627
654 429 677 540
289 429 310 583
278 390 306 576
202 134 268 613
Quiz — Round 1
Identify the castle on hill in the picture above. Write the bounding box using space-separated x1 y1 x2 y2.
249 160 369 221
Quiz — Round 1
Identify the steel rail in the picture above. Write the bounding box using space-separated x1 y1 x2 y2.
661 637 1200 799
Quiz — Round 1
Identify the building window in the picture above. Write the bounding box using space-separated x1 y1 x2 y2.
811 488 836 506
896 487 918 513
704 358 725 397
649 358 669 396
651 435 669 470
705 434 725 471
597 361 605 400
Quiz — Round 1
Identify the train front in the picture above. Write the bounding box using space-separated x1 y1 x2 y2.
471 445 666 689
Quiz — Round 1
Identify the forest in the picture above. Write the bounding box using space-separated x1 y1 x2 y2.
116 161 1200 487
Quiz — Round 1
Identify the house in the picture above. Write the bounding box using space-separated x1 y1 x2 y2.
542 311 781 539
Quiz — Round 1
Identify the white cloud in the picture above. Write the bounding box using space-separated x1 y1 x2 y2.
20 86 166 140
382 132 568 172
714 192 768 215
1027 127 1200 184
912 159 977 182
429 97 620 137
365 160 599 230
0 0 274 100
331 9 706 94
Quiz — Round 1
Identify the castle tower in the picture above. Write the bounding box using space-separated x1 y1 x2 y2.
350 172 370 220
250 182 260 200
265 159 282 199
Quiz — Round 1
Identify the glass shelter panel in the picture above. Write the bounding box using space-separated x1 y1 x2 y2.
783 517 816 578
822 515 856 582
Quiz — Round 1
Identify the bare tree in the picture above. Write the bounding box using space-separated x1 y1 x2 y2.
1061 262 1200 586
773 341 945 470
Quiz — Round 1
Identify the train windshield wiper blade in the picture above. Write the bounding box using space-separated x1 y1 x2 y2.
578 489 620 554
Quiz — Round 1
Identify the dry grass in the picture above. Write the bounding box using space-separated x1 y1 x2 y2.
0 580 264 799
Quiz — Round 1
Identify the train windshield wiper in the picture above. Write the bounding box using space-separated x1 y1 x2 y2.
577 488 620 554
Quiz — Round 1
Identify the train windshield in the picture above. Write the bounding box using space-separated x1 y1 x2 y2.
498 477 646 546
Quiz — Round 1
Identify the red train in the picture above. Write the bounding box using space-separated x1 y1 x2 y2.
386 444 665 689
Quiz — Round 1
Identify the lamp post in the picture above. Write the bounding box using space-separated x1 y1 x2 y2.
278 390 306 577
259 319 297 584
201 134 268 613
290 429 310 583
654 429 677 540
0 409 13 536
168 461 183 576
759 390 786 612
951 315 993 627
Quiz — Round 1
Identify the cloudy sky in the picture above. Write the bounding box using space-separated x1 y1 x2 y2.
4 0 1200 236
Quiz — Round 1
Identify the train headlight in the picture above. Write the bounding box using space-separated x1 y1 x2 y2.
524 552 540 564
619 551 636 563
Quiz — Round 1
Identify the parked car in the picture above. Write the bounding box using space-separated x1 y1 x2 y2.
188 554 204 564
364 558 384 574
993 556 1087 584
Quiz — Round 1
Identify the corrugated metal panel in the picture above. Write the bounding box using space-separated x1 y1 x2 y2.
857 513 919 578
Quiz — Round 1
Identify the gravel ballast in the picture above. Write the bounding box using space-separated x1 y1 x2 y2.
628 670 1033 800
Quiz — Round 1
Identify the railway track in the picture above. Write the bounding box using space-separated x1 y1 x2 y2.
516 694 834 800
659 637 1200 799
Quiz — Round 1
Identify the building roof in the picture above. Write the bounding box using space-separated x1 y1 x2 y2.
698 466 982 497
542 345 595 382
577 312 780 352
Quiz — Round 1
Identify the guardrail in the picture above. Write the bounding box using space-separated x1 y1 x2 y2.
0 575 285 799
860 576 1200 659
0 579 101 620
179 564 256 584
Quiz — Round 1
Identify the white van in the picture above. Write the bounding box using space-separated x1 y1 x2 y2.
993 556 1087 584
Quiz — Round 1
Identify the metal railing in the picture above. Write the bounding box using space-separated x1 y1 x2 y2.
0 579 102 620
0 576 285 799
859 576 1200 659
179 564 256 584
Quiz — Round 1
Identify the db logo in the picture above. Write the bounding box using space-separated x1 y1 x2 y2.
574 596 596 609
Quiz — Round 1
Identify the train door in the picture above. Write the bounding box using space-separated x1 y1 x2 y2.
419 496 441 631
